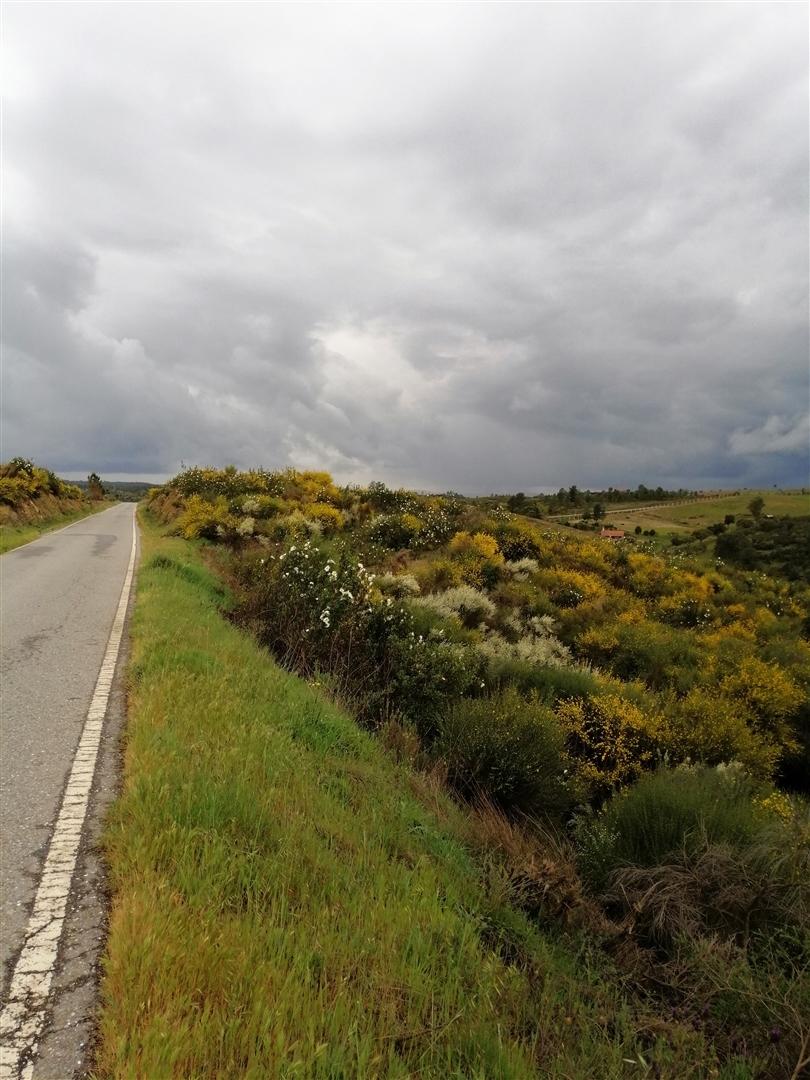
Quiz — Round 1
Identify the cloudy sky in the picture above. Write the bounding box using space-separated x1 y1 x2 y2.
3 2 808 492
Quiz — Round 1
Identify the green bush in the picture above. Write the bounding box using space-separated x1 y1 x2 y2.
368 512 424 549
483 656 599 703
234 540 481 734
576 765 760 891
437 689 574 817
493 522 544 561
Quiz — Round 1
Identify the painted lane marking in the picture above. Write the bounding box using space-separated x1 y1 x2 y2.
0 507 137 1080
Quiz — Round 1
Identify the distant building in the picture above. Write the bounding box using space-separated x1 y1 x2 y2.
600 528 625 540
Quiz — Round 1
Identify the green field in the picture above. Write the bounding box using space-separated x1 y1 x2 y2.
96 512 725 1078
593 491 808 543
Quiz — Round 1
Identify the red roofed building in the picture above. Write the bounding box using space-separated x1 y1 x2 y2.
600 528 625 540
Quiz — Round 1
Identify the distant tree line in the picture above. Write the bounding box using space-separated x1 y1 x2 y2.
487 484 696 518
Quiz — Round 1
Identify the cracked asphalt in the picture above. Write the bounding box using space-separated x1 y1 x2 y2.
1 505 137 1078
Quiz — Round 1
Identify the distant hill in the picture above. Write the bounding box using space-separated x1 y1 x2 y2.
74 479 153 502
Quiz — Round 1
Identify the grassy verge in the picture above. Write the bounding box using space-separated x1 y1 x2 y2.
96 512 726 1078
0 501 108 554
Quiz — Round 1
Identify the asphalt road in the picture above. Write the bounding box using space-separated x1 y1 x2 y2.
0 503 136 1074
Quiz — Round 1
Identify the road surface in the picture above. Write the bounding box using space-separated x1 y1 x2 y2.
0 504 137 1078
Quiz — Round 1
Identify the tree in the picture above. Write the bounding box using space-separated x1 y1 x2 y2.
592 502 605 522
87 472 106 500
507 492 526 511
748 495 765 521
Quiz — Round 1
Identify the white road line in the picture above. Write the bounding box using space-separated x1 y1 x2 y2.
0 507 137 1080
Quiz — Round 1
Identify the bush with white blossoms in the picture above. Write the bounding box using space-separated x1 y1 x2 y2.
375 573 421 598
504 558 540 581
235 540 482 734
476 629 573 668
413 585 496 626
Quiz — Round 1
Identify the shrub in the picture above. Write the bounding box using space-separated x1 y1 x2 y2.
576 617 701 692
306 503 345 533
666 688 780 779
413 585 496 627
448 530 501 560
476 625 572 669
0 476 33 506
234 541 481 734
536 568 604 609
176 495 238 541
503 558 539 581
494 521 544 561
437 689 574 816
556 693 665 800
483 658 600 703
417 557 463 591
720 657 803 745
368 512 424 549
375 572 421 598
576 765 761 891
447 531 504 587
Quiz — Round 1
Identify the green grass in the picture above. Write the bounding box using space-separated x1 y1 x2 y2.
96 513 735 1078
0 501 107 554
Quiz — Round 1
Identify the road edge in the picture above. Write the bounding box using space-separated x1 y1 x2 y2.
0 507 138 1080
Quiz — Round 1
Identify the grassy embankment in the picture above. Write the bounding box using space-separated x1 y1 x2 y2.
96 511 721 1078
0 501 108 554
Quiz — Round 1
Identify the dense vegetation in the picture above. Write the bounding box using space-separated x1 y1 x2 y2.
473 482 696 518
75 478 153 503
102 518 741 1078
0 457 103 553
0 456 84 506
142 466 810 1077
716 515 810 583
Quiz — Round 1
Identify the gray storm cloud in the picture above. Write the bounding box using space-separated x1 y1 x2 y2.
2 2 808 491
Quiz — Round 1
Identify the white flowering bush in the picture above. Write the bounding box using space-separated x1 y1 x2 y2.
504 558 540 581
477 630 573 668
367 503 454 551
234 540 482 734
375 573 421 598
413 585 496 627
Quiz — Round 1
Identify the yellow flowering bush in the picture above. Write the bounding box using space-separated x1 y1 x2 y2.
449 531 501 560
666 688 780 779
626 552 674 598
535 568 604 608
576 624 621 660
176 495 237 541
281 469 341 505
448 531 504 586
754 790 795 823
306 503 345 533
720 657 803 742
556 693 665 798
